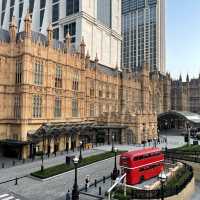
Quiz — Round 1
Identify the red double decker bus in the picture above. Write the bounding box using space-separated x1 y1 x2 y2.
120 148 164 185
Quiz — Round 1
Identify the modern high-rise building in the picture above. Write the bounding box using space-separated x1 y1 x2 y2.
122 0 165 73
0 0 122 68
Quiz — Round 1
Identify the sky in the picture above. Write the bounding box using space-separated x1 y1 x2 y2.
166 0 200 80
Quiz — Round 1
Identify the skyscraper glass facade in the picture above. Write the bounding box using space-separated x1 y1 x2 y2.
122 0 165 73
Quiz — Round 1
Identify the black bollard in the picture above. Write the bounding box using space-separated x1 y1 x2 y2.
12 160 15 166
15 177 18 185
22 159 25 164
103 176 106 183
94 179 97 187
99 186 101 195
85 183 87 192
2 163 4 168
111 172 113 180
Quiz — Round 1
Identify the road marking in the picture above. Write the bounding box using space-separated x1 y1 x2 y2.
0 194 9 198
0 194 20 200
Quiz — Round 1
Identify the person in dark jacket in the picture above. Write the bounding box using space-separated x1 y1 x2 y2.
66 190 70 200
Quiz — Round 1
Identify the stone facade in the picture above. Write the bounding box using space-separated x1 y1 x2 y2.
171 74 200 114
0 15 171 159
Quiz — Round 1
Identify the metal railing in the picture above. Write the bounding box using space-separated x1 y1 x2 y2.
164 149 200 163
114 163 193 199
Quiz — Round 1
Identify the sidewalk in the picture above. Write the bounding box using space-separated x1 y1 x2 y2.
0 147 99 169
0 148 105 183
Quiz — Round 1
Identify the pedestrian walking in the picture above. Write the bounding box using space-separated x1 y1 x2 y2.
85 175 90 189
66 190 70 200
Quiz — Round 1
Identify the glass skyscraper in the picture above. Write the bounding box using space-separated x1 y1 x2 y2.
122 0 165 73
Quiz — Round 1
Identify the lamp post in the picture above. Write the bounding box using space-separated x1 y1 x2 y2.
157 128 160 143
79 141 83 161
165 120 168 130
112 147 118 181
186 121 191 146
111 134 115 152
72 156 79 200
143 124 146 147
41 127 45 172
158 171 167 200
154 137 157 148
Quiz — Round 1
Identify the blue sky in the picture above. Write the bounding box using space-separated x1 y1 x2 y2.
166 0 200 80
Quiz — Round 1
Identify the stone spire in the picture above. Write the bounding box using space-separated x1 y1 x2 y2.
80 37 86 59
9 16 17 42
94 53 99 68
186 73 189 82
65 32 71 52
86 50 90 59
179 74 182 82
47 23 53 45
85 50 90 68
24 12 32 37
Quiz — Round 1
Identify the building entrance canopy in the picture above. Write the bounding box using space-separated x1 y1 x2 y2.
158 110 200 131
159 110 200 124
28 122 128 143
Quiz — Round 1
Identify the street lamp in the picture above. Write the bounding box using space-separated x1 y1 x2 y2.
72 156 79 200
186 121 191 146
158 171 167 200
112 147 118 181
111 134 115 152
153 137 157 148
157 128 160 143
165 120 168 130
143 124 146 147
79 141 83 161
41 127 45 172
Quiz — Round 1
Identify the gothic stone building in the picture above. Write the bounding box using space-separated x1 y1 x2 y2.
171 74 200 114
0 15 170 159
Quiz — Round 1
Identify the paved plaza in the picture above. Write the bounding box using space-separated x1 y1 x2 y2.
0 133 199 200
0 156 119 200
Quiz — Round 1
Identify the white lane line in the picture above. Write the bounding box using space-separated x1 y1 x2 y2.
0 194 9 198
1 196 15 200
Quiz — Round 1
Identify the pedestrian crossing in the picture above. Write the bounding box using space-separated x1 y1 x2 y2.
0 194 20 200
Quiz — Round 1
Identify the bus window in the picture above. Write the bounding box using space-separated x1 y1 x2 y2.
133 156 139 161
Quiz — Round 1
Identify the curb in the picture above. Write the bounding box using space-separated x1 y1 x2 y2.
30 156 118 182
